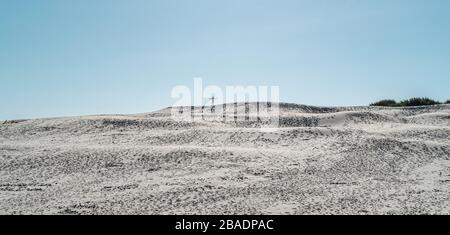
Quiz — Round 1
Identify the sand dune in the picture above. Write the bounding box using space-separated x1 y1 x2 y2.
1 103 449 214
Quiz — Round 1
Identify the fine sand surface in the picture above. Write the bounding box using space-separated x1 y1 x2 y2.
1 103 449 215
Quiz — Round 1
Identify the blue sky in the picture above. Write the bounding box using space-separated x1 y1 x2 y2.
1 0 449 120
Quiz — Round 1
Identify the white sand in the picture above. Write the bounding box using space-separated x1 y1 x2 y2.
0 103 449 214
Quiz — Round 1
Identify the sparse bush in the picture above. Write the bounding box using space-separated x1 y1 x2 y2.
445 100 450 104
370 99 397 107
398 97 440 106
370 97 441 107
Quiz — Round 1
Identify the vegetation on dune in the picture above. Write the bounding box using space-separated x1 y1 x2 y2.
398 98 441 106
445 100 450 104
370 97 442 107
370 99 397 107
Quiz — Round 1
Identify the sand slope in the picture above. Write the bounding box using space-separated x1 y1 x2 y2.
1 103 449 214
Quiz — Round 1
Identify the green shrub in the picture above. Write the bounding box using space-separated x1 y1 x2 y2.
398 97 440 106
370 97 441 107
370 99 397 107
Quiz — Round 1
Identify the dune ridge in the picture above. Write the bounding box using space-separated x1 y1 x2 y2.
1 103 449 214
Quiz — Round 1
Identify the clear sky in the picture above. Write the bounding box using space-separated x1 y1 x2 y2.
1 0 449 120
